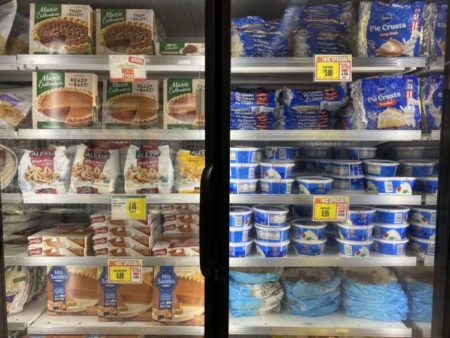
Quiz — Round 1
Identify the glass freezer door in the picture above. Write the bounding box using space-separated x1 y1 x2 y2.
227 1 447 337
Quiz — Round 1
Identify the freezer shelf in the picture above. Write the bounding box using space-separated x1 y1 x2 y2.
27 313 204 335
410 321 431 338
7 298 46 331
422 194 437 206
230 193 422 205
229 312 412 337
1 193 22 204
0 56 18 70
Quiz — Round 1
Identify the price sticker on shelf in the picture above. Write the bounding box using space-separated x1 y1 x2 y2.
108 259 142 284
109 55 146 82
313 195 349 221
314 54 352 82
111 194 147 220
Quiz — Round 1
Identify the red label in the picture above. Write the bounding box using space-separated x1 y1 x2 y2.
128 56 145 65
29 149 55 171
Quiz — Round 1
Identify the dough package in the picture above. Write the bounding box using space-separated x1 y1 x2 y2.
422 75 443 133
0 87 32 129
174 149 205 193
0 0 17 54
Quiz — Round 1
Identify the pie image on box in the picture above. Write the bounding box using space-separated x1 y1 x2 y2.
167 93 196 121
33 71 98 129
30 4 94 54
103 81 158 128
96 9 165 55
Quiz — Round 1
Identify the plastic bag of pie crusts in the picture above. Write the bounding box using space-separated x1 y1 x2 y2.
70 143 120 194
18 146 70 194
124 144 174 194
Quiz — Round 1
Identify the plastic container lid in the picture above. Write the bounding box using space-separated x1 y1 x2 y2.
364 159 399 166
415 176 438 181
291 219 327 228
253 206 289 214
332 160 362 165
330 174 364 179
230 179 259 183
230 225 253 232
230 147 260 151
373 237 409 244
373 223 409 229
336 238 374 245
229 240 253 247
260 162 295 167
230 206 252 214
291 237 327 244
296 176 333 184
349 206 376 213
410 206 436 212
337 223 374 230
230 163 259 167
255 239 290 246
409 222 436 229
260 178 295 183
400 159 436 166
365 176 415 181
409 236 435 244
375 206 410 212
255 223 290 231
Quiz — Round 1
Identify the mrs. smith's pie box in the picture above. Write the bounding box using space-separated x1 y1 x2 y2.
98 266 153 321
96 9 166 55
153 266 204 325
28 228 92 256
102 80 159 129
32 71 98 129
47 266 98 316
163 78 205 129
30 4 94 54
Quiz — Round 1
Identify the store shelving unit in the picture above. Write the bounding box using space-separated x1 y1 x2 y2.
0 56 18 71
0 193 22 204
229 312 412 337
410 321 431 338
7 298 46 331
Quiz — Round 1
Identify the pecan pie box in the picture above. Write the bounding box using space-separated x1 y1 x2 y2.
96 9 165 55
47 266 98 316
163 78 205 129
153 266 204 325
102 80 159 129
32 71 99 129
30 3 94 54
157 42 205 55
98 266 153 321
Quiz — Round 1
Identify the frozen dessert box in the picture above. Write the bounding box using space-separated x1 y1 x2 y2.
28 228 92 256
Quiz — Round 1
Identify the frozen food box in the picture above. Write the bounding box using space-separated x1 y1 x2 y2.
158 42 205 55
28 228 92 257
32 71 98 129
47 266 98 315
98 266 153 321
153 266 204 325
151 238 199 257
30 3 94 54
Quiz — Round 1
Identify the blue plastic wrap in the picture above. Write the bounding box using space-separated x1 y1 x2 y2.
403 277 433 322
433 1 447 57
230 269 281 284
422 75 443 133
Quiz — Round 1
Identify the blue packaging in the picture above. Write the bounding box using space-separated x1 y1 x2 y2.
432 1 447 57
253 205 289 226
315 159 334 174
255 239 289 257
264 147 299 161
373 238 408 255
330 160 363 176
230 179 258 194
336 238 373 257
296 176 333 195
331 175 365 191
291 220 327 241
423 75 443 132
409 207 436 225
230 206 252 227
359 1 425 57
400 160 436 177
373 223 409 241
281 109 335 129
413 177 438 194
255 224 290 243
347 206 376 226
230 147 261 163
260 179 294 194
299 147 331 159
230 163 259 179
260 162 295 180
229 241 253 257
350 75 421 130
333 147 377 160
409 222 436 240
229 269 281 284
365 176 415 194
291 238 327 256
375 206 410 224
230 225 252 243
363 160 399 177
337 223 374 241
409 236 435 256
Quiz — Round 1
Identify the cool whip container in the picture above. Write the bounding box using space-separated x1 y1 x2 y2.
260 162 295 179
290 220 327 241
413 177 438 194
330 175 365 191
365 176 415 194
264 147 299 161
373 223 409 241
375 206 410 224
260 179 294 194
253 206 289 227
409 206 436 225
291 238 327 256
229 206 252 227
337 223 374 241
363 160 399 177
399 160 436 177
230 225 253 243
296 176 333 195
330 160 363 176
230 179 258 194
346 206 376 225
333 147 377 160
229 241 252 257
409 222 436 240
230 163 259 179
255 239 289 257
373 238 408 255
336 238 373 257
230 147 261 163
409 236 435 256
255 224 290 243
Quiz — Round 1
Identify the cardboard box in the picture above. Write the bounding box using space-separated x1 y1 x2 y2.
29 4 94 54
32 71 98 129
152 238 199 257
102 80 159 129
98 266 153 321
96 9 165 55
158 42 205 55
28 228 92 256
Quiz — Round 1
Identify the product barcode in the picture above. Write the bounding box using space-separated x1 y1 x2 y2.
129 202 137 214
397 244 404 255
323 66 334 77
344 244 352 255
395 213 402 223
235 217 243 226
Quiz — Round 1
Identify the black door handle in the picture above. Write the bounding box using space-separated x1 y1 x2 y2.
200 163 214 277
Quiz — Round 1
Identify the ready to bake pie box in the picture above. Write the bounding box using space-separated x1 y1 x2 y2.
157 42 205 55
102 80 159 129
28 228 92 257
32 71 98 129
96 9 165 55
47 266 98 316
30 3 94 54
163 78 205 129
98 266 153 321
153 266 204 325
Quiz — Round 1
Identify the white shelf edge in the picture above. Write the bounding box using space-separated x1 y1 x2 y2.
0 56 18 70
422 194 437 206
1 193 22 204
410 321 431 338
8 298 46 331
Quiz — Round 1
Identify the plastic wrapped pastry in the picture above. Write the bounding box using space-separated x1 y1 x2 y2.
0 87 32 129
0 144 17 191
0 0 16 54
422 75 443 133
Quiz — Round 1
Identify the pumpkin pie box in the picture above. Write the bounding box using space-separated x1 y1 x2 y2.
47 266 98 316
102 80 159 129
151 237 199 257
98 266 153 321
96 9 165 55
153 266 204 325
32 71 99 129
29 3 94 54
163 78 205 129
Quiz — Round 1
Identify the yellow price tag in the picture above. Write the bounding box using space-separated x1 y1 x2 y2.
108 259 142 284
125 197 147 220
111 195 147 220
313 195 349 221
314 54 352 82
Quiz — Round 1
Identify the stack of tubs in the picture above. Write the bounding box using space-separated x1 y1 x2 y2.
230 147 261 194
296 147 334 195
399 160 438 195
290 219 327 256
409 206 436 257
260 147 297 194
336 206 375 257
254 206 290 257
229 206 253 257
372 206 410 255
